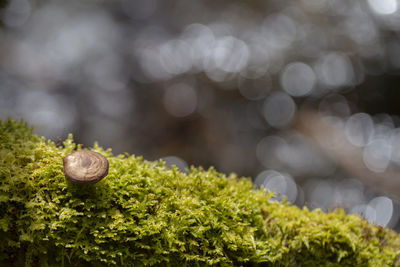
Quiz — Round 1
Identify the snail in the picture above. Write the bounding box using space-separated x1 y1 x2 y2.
63 151 109 184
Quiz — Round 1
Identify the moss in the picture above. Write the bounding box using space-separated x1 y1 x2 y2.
1 117 400 266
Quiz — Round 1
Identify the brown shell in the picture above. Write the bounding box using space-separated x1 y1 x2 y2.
63 151 109 184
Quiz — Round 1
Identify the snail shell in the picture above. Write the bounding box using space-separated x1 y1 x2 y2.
63 151 109 184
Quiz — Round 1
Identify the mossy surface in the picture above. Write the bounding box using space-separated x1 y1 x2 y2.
1 118 400 266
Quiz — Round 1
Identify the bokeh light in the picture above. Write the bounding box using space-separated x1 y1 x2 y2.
255 170 297 203
2 0 400 231
368 0 398 15
281 62 316 97
262 92 296 128
345 113 375 147
161 156 188 173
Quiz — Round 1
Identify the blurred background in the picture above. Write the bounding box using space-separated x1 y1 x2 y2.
2 0 400 230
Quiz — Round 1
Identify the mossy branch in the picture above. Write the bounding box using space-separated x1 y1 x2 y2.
1 118 400 266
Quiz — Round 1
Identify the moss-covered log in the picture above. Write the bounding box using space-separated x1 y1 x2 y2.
1 118 400 266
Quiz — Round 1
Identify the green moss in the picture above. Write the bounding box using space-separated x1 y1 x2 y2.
1 117 400 266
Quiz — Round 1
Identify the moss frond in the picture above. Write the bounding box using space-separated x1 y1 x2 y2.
1 118 400 266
